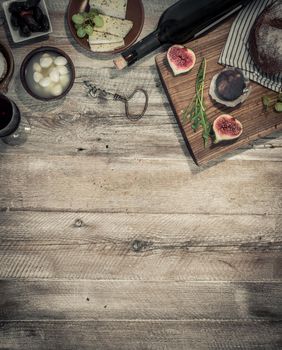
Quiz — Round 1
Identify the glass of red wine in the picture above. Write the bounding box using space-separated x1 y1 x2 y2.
0 93 30 145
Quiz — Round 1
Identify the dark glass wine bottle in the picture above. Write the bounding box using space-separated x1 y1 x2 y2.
114 0 253 69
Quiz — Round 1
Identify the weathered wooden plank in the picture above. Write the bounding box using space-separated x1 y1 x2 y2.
0 212 281 280
0 103 281 161
0 280 282 321
1 320 282 350
0 155 281 214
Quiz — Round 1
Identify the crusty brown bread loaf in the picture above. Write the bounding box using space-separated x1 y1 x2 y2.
249 0 282 75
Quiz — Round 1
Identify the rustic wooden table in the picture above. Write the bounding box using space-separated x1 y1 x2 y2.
0 0 282 349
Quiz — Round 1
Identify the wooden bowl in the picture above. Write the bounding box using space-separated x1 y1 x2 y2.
67 0 144 54
0 41 14 94
20 46 75 101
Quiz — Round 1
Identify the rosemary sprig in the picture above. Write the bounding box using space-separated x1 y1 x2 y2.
182 58 211 147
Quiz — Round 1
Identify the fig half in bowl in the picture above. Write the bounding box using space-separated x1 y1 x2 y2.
20 46 75 101
209 67 250 108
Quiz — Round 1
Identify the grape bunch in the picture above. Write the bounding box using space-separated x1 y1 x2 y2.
72 9 104 38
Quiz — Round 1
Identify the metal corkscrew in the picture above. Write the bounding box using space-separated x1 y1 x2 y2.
84 81 149 121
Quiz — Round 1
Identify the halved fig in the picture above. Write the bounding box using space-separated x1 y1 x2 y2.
213 114 243 144
167 45 196 76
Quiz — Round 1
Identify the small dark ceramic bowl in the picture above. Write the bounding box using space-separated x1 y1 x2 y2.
20 46 75 101
0 41 14 94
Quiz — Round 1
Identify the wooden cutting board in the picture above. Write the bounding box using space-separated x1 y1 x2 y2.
156 18 282 165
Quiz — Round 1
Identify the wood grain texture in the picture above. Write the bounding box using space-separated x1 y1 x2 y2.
1 320 281 350
1 280 282 320
0 154 281 214
0 212 281 281
156 19 282 165
0 0 281 349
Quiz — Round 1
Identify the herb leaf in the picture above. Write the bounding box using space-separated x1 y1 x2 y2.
274 102 282 113
262 95 271 111
182 58 211 147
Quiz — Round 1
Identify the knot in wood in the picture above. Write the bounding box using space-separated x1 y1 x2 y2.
132 239 147 252
74 219 83 228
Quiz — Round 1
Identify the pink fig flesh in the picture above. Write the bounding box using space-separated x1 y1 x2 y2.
167 45 196 76
213 114 243 143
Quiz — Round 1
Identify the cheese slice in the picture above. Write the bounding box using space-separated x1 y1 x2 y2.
90 41 124 52
94 15 133 38
88 31 123 44
89 0 127 19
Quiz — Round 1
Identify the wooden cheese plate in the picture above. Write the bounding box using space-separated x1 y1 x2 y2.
155 19 282 165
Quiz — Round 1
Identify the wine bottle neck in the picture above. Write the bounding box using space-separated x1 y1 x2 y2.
121 30 161 67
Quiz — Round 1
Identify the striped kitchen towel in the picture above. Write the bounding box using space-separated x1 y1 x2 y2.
219 0 282 92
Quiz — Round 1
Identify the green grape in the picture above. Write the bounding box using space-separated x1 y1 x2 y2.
89 8 99 17
275 102 282 112
72 13 84 25
94 15 104 28
77 27 86 38
81 12 89 19
85 24 94 36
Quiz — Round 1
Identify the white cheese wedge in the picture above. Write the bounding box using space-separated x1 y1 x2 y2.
89 0 127 19
94 15 133 38
88 31 124 44
90 41 125 52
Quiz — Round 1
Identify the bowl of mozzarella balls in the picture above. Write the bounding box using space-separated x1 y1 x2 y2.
20 46 75 101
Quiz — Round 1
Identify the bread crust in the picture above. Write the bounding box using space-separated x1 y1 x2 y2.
249 1 282 75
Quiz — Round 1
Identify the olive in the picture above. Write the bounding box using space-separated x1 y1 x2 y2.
25 0 41 10
10 13 20 28
39 14 50 32
19 23 31 37
23 14 42 32
8 2 25 14
33 6 44 22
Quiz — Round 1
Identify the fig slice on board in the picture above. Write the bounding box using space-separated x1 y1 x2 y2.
213 114 243 144
167 45 196 76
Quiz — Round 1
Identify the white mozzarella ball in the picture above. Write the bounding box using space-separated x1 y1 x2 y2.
59 74 70 88
42 53 51 58
57 65 69 75
50 84 63 96
40 56 53 69
39 77 51 87
49 68 60 83
54 56 68 66
33 62 42 72
33 72 43 83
